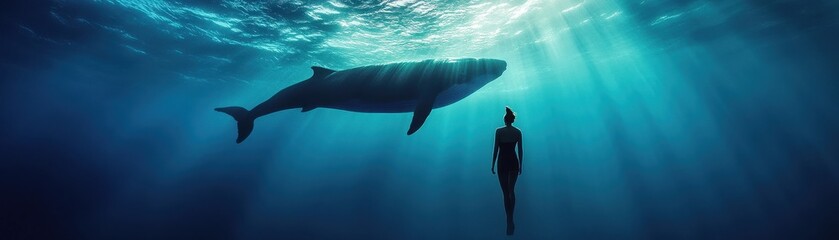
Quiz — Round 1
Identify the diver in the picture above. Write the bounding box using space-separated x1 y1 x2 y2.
491 106 523 235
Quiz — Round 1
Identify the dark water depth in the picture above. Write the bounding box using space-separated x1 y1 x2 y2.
2 0 839 239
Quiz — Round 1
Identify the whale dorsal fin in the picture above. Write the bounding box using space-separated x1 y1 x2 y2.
310 66 336 80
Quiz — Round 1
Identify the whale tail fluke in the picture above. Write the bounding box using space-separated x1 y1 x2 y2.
215 106 254 144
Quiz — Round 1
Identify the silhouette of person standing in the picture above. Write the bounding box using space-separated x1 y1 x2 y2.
492 106 523 235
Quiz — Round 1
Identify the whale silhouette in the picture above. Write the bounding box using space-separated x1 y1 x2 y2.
216 58 507 143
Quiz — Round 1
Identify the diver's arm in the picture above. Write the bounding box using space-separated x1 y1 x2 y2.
518 132 523 175
492 130 499 174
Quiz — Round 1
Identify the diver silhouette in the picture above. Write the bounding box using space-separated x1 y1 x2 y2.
492 106 523 236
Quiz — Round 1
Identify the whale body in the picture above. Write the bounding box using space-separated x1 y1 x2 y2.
216 58 507 143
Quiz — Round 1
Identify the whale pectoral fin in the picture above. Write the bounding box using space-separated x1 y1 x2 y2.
301 106 316 112
407 94 436 135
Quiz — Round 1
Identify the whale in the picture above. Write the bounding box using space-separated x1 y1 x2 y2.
216 58 507 143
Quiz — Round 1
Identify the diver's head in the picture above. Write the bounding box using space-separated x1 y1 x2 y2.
504 106 516 125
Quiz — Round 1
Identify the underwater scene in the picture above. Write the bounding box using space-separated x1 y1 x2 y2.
2 0 839 239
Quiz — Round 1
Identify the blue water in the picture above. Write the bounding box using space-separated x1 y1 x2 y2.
2 0 839 239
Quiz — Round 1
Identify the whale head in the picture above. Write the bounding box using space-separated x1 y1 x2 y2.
480 58 507 77
429 58 508 108
442 58 507 86
467 58 507 87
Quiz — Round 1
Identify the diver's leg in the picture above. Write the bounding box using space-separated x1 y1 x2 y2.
498 170 508 193
498 172 511 215
502 172 516 235
509 172 519 215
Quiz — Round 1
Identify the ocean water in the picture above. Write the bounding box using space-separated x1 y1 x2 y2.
2 0 839 239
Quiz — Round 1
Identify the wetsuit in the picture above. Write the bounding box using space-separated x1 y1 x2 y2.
495 125 521 235
496 141 520 174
